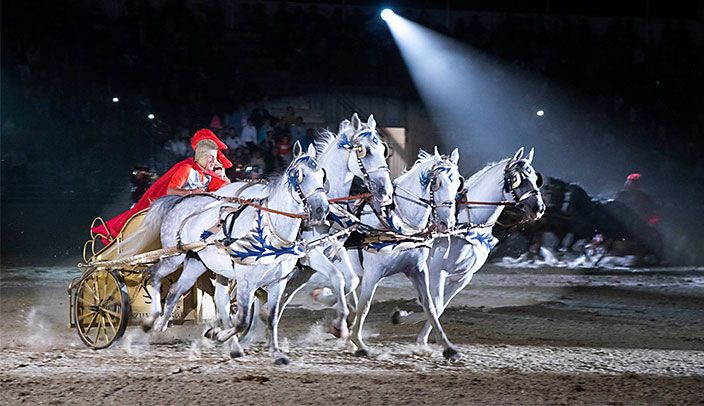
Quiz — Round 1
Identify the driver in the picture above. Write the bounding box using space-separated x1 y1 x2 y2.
91 128 232 243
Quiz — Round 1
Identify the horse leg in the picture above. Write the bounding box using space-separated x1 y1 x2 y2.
416 268 447 346
265 276 290 365
203 274 233 341
349 260 382 357
142 255 183 332
276 265 314 319
408 263 460 361
306 248 351 339
215 281 255 358
153 255 206 332
417 271 475 347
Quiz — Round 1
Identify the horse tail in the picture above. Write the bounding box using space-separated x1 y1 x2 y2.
114 195 182 259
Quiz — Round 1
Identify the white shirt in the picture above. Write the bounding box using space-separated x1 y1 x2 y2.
240 125 257 144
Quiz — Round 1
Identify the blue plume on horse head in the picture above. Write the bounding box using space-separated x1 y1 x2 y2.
419 169 432 189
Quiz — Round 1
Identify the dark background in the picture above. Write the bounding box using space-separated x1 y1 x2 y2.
1 0 703 265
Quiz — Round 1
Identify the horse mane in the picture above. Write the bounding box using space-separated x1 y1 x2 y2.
314 129 337 158
396 149 442 184
315 119 377 158
465 158 511 189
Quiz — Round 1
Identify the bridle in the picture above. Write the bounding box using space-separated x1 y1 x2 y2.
390 160 458 232
503 160 543 205
456 160 543 229
286 158 327 221
345 130 391 192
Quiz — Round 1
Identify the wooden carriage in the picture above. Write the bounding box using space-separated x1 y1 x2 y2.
68 210 216 349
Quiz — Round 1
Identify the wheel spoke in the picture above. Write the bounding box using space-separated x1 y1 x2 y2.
76 295 95 307
104 283 118 303
84 312 99 335
91 274 101 302
104 311 118 336
81 284 98 305
94 316 104 344
100 317 110 344
102 274 109 299
102 308 122 319
78 311 96 322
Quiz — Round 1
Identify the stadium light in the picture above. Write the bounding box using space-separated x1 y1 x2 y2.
112 97 119 103
381 9 395 21
536 110 544 117
147 113 155 120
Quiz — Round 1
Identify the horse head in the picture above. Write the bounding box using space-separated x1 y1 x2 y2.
287 141 330 224
393 147 463 234
503 147 546 221
338 113 394 207
426 147 462 233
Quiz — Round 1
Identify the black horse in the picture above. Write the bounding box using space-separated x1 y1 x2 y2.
492 177 663 265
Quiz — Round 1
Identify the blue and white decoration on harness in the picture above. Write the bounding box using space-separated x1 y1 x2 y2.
223 208 305 266
463 227 498 253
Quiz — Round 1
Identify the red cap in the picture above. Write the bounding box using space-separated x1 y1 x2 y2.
626 173 641 182
218 150 233 169
191 128 228 150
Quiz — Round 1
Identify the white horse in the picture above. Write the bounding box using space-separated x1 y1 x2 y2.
143 142 329 364
417 147 545 346
274 113 393 339
220 112 393 343
347 147 464 360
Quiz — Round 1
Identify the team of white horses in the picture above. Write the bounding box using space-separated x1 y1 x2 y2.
121 113 545 364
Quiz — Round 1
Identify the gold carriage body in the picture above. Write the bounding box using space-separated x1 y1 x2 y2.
68 210 215 349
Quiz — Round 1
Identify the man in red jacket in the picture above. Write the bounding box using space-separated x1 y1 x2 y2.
91 129 231 243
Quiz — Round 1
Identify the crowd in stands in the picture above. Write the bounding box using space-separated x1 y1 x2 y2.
163 101 316 180
1 1 702 195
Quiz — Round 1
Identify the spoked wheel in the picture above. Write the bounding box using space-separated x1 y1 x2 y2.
74 269 130 349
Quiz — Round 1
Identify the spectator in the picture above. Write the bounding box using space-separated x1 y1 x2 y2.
224 128 242 150
273 119 289 141
261 130 277 172
275 134 293 168
258 119 273 143
164 134 189 160
249 102 273 128
300 128 316 150
250 149 265 169
282 105 296 126
290 116 305 144
240 119 257 146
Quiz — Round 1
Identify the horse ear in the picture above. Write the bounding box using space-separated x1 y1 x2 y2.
367 114 376 130
307 142 316 159
292 140 303 158
450 148 459 165
526 147 534 163
339 119 350 134
434 146 441 158
351 113 362 131
512 147 524 162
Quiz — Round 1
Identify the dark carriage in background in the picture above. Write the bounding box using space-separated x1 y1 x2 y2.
492 177 663 265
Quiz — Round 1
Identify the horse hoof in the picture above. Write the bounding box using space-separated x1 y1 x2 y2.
354 349 370 357
274 356 290 365
230 350 244 359
443 347 461 361
141 323 152 333
204 328 216 340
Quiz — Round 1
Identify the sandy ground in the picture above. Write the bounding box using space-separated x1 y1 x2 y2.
1 264 703 405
